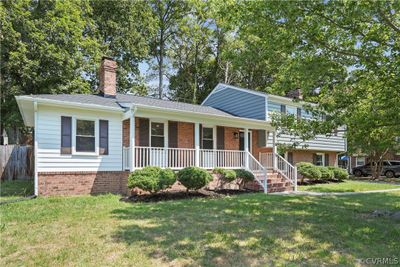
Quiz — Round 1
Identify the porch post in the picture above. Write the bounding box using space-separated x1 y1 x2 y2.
272 131 277 170
195 122 200 167
244 128 249 169
129 108 135 171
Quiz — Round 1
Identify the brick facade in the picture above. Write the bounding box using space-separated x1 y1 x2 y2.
224 127 240 150
178 122 194 148
291 150 337 166
38 171 129 196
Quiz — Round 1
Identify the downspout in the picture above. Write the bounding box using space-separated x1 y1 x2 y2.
34 101 38 196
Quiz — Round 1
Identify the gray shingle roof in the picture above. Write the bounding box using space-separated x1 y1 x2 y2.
29 93 236 118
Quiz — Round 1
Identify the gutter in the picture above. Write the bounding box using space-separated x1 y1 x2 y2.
15 96 123 113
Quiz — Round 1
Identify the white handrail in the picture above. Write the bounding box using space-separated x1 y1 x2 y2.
259 152 298 191
275 153 297 191
247 152 267 193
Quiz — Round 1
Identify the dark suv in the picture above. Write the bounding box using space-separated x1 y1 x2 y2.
352 160 400 178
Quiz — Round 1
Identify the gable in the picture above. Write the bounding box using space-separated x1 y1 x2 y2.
202 86 266 120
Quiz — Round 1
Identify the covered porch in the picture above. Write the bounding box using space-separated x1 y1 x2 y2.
121 106 276 172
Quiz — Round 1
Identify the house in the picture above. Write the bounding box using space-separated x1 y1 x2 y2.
203 84 347 168
15 57 346 196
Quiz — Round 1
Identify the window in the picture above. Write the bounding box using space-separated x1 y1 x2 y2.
76 119 95 152
315 153 324 166
151 122 164 147
356 157 366 166
202 127 214 149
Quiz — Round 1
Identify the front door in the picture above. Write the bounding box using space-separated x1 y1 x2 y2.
239 132 252 152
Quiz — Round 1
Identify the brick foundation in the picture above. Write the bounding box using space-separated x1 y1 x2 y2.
38 171 129 196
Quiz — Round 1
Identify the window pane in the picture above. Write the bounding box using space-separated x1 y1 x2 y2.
76 136 95 152
151 136 164 147
315 154 323 166
151 122 164 136
203 127 213 139
77 120 95 136
203 140 213 149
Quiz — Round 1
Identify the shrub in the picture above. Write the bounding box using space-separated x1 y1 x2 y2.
318 166 334 180
128 166 176 193
296 162 322 180
328 166 349 180
234 169 255 189
177 167 212 191
213 168 237 182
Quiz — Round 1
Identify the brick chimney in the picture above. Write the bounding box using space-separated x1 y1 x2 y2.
99 56 117 98
286 88 303 100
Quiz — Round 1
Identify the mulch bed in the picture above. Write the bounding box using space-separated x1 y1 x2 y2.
298 179 345 186
121 188 255 203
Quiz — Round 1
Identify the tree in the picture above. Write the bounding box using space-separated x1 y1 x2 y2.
1 0 101 139
148 0 188 99
90 0 155 94
263 1 400 179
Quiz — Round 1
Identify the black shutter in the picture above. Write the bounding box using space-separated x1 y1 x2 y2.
325 153 330 166
61 116 72 154
257 130 266 147
168 121 178 148
280 105 286 114
99 120 108 155
297 108 302 119
312 153 318 165
287 152 293 165
217 126 224 149
139 118 149 146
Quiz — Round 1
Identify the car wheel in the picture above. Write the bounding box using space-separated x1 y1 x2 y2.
385 170 395 178
354 170 362 177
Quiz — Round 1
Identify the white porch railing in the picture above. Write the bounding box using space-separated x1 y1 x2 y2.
259 152 297 191
199 149 246 169
123 147 247 170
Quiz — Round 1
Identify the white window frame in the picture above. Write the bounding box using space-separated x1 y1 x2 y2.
239 130 252 153
149 119 168 148
201 126 216 150
356 156 366 167
72 117 99 156
315 153 325 166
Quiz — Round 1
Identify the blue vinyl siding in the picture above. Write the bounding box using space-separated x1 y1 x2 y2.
203 87 266 120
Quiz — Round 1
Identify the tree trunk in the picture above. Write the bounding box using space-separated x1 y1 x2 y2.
158 39 164 99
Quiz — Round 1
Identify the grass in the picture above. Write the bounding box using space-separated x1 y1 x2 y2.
1 186 399 266
0 180 34 201
298 180 400 193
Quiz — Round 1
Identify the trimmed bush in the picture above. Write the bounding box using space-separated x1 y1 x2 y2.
234 169 255 189
177 167 212 191
128 166 176 193
328 166 349 180
318 166 334 180
213 168 237 182
296 162 322 180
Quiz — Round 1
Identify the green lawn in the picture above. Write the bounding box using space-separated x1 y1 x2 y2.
298 180 400 193
1 190 399 266
0 180 34 201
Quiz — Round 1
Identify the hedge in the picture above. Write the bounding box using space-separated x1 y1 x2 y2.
128 166 176 193
328 166 349 180
318 166 334 180
177 167 212 191
296 162 322 180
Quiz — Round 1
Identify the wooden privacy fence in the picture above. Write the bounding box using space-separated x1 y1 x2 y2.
0 145 34 180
